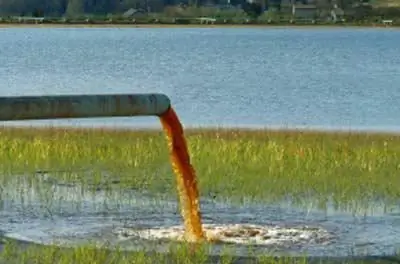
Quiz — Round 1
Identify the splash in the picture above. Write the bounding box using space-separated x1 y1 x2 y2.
158 107 334 246
159 107 205 242
115 224 334 247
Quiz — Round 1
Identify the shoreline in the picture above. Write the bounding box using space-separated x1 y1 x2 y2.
1 124 400 137
0 22 398 29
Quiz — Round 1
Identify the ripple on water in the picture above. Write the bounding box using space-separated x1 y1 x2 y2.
0 175 400 257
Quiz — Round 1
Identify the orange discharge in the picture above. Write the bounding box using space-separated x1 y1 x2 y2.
159 107 205 242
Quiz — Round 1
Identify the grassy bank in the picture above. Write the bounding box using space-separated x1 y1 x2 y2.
0 16 398 28
0 126 400 211
0 22 398 28
1 126 400 263
1 239 399 264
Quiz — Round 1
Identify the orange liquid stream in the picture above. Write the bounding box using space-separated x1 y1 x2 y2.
159 107 205 242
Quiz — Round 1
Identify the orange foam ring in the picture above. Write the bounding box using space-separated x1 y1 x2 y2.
159 107 206 242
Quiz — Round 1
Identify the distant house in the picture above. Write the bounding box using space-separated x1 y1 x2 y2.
280 0 318 19
293 4 318 18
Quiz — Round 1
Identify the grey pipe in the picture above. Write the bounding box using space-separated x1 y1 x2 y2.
0 93 171 121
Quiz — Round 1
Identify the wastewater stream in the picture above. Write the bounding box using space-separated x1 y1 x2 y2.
0 171 399 257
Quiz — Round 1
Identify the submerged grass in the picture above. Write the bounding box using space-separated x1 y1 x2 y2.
0 128 400 209
0 126 400 211
0 126 400 262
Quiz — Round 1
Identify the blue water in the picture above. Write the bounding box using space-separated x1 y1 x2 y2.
1 27 400 131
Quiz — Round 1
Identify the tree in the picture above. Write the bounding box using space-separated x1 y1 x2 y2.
242 2 263 18
65 0 84 17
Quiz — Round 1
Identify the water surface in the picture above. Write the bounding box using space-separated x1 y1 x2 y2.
0 172 399 257
1 27 400 131
0 27 400 256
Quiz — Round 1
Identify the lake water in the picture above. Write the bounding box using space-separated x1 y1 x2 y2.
1 27 400 257
1 27 400 131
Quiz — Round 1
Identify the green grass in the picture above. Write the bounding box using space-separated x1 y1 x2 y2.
0 126 400 263
0 239 297 264
0 126 399 211
0 239 399 264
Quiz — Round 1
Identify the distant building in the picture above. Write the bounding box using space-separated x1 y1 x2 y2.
293 4 318 18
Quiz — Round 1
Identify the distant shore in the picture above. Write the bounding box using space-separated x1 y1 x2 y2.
0 22 398 29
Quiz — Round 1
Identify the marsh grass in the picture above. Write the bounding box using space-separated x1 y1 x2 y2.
0 239 269 264
1 125 400 262
1 240 398 264
0 126 399 212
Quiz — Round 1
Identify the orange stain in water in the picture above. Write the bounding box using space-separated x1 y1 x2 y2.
159 107 205 242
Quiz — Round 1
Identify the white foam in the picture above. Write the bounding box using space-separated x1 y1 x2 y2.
114 224 334 246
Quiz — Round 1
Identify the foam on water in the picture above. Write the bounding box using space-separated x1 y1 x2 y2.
114 223 334 247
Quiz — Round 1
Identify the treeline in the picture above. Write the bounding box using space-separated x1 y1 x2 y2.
0 0 143 17
1 0 400 20
0 0 227 16
344 5 400 21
